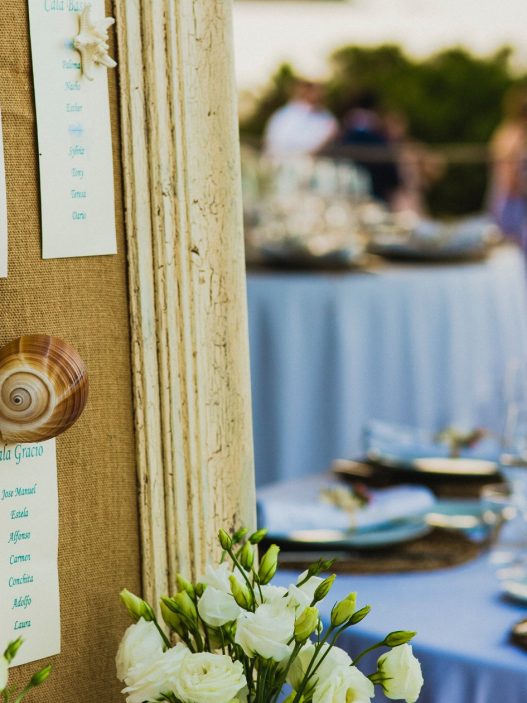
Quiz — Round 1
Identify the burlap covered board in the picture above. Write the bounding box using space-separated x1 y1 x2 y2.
3 3 141 701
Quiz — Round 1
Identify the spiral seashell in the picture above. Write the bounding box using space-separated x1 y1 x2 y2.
0 335 88 443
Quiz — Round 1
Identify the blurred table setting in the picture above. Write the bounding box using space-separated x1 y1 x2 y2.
243 153 527 488
248 245 527 486
245 150 527 701
243 152 501 270
257 466 527 701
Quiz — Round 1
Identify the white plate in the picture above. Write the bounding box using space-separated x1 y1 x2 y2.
270 519 431 550
502 579 527 604
412 457 497 476
367 450 499 477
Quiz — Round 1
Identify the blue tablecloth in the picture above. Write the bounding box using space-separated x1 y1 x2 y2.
274 557 527 703
247 246 527 486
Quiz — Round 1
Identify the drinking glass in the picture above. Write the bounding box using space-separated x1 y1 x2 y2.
481 483 527 580
490 373 527 578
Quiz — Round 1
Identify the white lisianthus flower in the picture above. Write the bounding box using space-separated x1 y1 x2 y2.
297 571 325 601
201 563 244 593
287 571 324 613
198 585 241 627
0 656 8 692
257 584 288 605
377 644 424 703
313 664 374 703
115 618 165 682
122 643 189 703
287 642 352 692
235 601 295 662
174 652 247 703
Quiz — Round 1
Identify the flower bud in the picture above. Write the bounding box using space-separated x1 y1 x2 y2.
294 606 319 642
305 557 335 580
313 574 335 602
120 589 154 622
232 527 249 543
172 591 198 626
249 528 268 544
3 638 23 663
384 630 416 647
239 542 255 571
195 582 206 597
258 544 280 584
218 529 233 551
176 574 195 600
30 664 52 687
350 605 371 624
160 599 184 632
331 592 357 626
229 575 253 609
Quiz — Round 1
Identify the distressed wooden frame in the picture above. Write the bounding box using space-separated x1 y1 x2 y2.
114 0 255 603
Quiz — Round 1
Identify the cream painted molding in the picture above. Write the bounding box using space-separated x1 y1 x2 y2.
114 0 256 603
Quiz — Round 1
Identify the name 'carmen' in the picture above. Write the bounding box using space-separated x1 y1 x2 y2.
10 554 31 565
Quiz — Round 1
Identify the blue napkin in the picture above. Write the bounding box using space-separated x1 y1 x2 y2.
257 474 435 534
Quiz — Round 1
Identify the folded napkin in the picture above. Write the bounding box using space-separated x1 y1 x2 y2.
411 215 498 252
257 474 435 534
364 420 500 463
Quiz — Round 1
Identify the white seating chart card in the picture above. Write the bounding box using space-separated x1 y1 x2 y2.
28 0 117 259
0 440 60 665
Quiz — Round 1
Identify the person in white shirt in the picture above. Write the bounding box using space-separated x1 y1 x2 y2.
263 80 338 158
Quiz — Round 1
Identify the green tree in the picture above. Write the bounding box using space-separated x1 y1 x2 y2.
240 44 527 214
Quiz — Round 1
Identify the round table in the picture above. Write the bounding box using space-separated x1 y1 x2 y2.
247 245 527 486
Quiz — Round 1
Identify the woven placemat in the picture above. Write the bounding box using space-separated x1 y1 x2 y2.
270 529 485 575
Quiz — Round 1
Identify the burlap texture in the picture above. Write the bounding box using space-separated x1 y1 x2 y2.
3 3 142 701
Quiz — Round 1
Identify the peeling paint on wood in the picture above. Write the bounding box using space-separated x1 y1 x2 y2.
115 0 255 604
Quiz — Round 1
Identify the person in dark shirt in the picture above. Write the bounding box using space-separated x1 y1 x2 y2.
339 91 400 203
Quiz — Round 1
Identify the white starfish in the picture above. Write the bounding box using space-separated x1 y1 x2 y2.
73 3 117 81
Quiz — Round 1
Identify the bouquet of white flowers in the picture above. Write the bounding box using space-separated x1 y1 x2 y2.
117 528 423 703
0 639 51 702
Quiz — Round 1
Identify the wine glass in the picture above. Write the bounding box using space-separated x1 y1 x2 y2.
481 482 527 580
490 364 527 579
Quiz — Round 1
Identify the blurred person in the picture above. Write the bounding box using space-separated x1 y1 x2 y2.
488 86 527 247
263 80 338 158
383 110 445 215
338 90 400 203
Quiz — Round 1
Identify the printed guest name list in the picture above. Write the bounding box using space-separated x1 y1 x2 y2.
28 0 117 259
0 439 60 666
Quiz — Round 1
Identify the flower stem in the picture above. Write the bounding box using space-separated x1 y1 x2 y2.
13 684 33 703
270 642 303 703
153 617 172 649
226 547 256 611
352 641 385 666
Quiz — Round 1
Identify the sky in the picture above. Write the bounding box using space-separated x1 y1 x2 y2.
232 0 527 90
